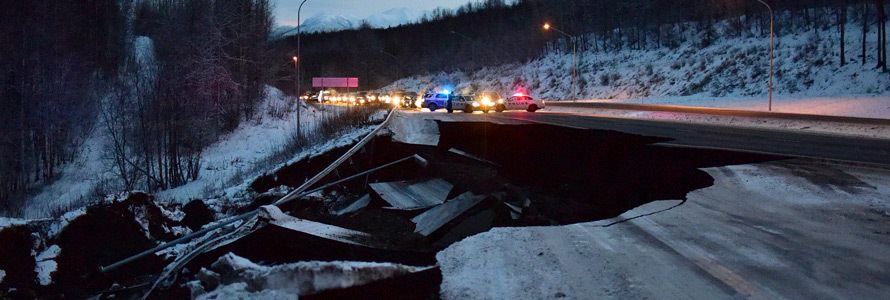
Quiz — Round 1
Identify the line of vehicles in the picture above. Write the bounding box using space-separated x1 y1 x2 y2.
300 89 545 113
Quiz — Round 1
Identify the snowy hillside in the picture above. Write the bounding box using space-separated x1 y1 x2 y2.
387 19 890 117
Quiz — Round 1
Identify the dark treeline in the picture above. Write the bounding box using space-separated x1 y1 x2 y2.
0 0 274 214
0 0 127 213
103 0 273 195
275 0 888 92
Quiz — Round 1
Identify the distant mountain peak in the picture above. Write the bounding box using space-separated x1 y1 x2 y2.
272 7 420 38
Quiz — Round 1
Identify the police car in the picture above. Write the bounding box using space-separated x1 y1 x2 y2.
421 91 452 111
494 93 545 112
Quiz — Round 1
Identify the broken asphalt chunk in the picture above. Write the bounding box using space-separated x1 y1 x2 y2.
258 205 374 247
370 178 453 210
411 192 486 236
332 194 371 216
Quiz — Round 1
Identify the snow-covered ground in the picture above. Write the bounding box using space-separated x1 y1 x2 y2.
436 160 890 299
20 86 375 218
153 87 357 204
17 36 378 218
387 18 890 118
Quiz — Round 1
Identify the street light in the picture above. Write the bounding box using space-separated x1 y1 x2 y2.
543 22 577 102
296 0 309 138
755 0 775 111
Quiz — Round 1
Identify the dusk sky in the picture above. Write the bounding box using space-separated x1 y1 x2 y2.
274 0 472 26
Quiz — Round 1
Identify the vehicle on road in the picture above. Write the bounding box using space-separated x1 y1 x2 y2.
317 90 335 103
388 91 417 108
473 92 502 113
367 92 381 104
495 93 544 112
449 95 479 113
401 92 420 108
353 91 368 105
422 91 452 112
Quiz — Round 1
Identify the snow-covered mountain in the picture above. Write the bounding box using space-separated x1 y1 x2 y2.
366 8 417 28
300 13 358 33
272 8 420 37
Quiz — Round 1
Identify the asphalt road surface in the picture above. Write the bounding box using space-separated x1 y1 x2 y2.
437 159 890 299
395 109 890 299
429 111 890 166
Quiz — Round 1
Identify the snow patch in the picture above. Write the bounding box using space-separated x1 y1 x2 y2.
155 86 346 203
35 245 61 286
0 217 30 230
47 208 87 238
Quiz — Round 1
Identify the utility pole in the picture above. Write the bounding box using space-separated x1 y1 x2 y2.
296 0 309 139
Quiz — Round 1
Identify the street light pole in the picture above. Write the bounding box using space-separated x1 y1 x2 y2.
756 0 774 111
544 23 578 102
293 56 301 139
296 0 309 138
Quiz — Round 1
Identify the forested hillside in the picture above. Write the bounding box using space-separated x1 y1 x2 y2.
275 0 888 91
0 0 127 213
0 0 276 214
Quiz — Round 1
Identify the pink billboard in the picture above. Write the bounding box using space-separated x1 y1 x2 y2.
312 77 359 88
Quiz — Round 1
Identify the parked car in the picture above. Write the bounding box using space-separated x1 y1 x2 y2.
495 93 545 112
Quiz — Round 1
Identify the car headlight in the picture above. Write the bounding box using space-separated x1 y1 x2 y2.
472 102 480 107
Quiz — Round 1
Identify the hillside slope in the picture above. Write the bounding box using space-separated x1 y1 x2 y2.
388 19 890 117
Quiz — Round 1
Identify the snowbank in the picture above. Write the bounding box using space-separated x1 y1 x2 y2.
544 102 890 139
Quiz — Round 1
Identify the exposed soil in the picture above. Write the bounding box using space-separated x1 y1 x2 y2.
182 199 215 231
0 225 38 299
52 193 171 299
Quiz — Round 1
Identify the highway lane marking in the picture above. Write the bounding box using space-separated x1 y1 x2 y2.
490 114 588 130
629 217 782 300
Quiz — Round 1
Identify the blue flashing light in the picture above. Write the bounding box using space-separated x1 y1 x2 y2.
442 90 451 95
